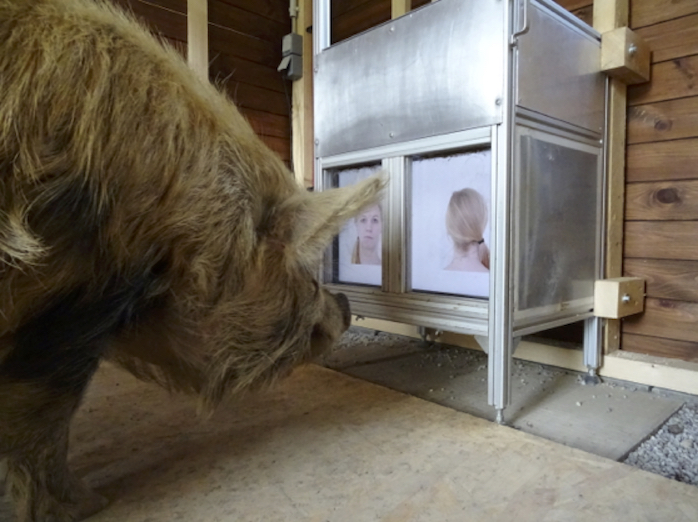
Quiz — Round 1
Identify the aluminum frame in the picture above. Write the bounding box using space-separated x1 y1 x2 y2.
312 0 608 422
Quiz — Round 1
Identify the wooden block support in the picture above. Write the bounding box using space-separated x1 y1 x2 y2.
601 27 651 85
391 0 411 19
594 277 646 319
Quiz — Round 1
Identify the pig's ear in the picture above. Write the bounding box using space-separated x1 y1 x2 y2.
276 174 386 269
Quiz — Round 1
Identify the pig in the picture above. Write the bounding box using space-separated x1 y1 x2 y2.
0 0 383 520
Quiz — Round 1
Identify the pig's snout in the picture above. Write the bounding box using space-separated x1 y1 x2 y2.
334 292 351 330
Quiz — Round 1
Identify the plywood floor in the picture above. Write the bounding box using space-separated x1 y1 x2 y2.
2 363 697 521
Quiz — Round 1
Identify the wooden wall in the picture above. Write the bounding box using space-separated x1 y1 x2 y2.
208 1 291 163
110 0 291 165
622 0 698 362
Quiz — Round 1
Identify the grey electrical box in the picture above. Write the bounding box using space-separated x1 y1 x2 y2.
278 33 303 81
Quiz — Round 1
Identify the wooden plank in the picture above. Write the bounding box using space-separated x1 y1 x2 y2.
140 0 187 14
112 0 187 41
187 0 208 80
627 97 698 144
593 0 628 33
555 0 593 12
604 78 627 354
636 13 698 64
630 0 698 30
208 24 280 67
218 82 289 116
208 0 287 44
392 0 411 19
625 221 698 261
292 0 314 186
622 297 698 344
593 0 629 356
209 52 287 93
261 135 291 162
244 129 290 162
627 138 698 183
332 0 376 19
626 179 698 221
625 258 698 302
622 333 698 362
215 0 288 25
245 109 291 139
628 56 698 106
332 1 391 44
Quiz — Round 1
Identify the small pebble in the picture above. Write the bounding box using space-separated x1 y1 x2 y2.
667 424 684 435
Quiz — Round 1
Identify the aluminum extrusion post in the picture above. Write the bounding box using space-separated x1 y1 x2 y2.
583 316 603 385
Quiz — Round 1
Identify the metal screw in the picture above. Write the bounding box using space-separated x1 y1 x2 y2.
389 132 395 138
314 66 318 73
628 44 637 56
621 294 631 303
314 139 319 145
495 97 502 106
390 26 395 32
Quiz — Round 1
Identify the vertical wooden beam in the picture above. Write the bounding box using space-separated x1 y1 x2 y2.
187 0 208 81
594 0 629 354
392 0 411 19
292 0 315 187
593 0 628 34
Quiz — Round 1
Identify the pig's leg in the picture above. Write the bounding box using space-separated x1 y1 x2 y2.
0 367 107 522
0 275 158 521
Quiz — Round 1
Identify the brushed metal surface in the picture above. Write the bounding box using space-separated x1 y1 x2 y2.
516 0 605 133
315 0 505 158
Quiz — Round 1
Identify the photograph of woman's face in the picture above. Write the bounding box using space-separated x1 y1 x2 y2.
334 164 383 286
353 204 382 265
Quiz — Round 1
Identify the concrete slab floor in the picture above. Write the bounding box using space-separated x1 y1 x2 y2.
323 327 690 463
2 364 698 522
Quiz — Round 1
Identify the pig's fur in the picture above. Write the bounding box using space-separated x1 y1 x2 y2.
0 0 383 520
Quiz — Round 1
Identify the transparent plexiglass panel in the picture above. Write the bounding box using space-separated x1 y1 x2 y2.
410 149 491 298
324 163 383 287
515 129 601 318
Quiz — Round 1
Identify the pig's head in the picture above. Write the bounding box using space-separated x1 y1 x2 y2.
201 175 384 407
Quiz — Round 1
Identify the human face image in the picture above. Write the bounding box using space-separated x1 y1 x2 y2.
356 205 382 251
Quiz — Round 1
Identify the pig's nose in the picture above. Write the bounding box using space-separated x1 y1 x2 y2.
334 292 351 330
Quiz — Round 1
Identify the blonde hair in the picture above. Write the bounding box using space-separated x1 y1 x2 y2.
445 188 490 269
351 237 361 264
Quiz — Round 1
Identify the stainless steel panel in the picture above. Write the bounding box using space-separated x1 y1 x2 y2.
514 128 602 321
516 0 605 133
315 0 504 158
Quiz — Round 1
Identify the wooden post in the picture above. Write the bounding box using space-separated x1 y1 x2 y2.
594 0 629 354
187 0 208 81
292 0 315 187
392 0 411 19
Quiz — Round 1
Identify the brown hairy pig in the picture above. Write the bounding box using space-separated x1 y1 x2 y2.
0 0 384 520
